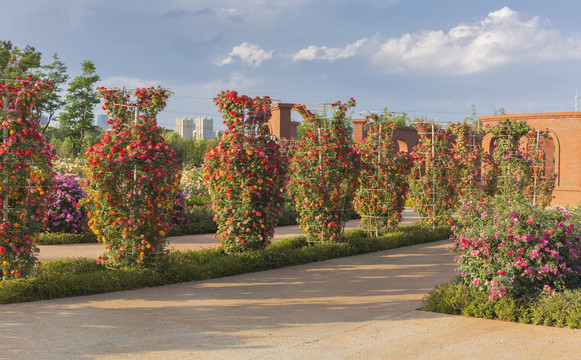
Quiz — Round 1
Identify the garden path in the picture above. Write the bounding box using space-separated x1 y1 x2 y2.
37 209 421 262
2 233 580 358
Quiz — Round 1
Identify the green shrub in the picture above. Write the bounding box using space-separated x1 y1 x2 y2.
38 232 98 245
0 223 450 304
421 280 581 329
168 205 217 236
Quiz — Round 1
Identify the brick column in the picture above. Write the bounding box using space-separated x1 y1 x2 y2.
352 118 366 143
270 102 294 139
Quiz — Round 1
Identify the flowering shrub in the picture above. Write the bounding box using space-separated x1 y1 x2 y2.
447 123 485 204
487 119 554 206
408 121 456 225
203 90 289 252
521 129 555 207
83 87 180 268
288 99 360 243
0 77 54 279
450 197 581 301
45 172 87 234
180 164 208 200
353 113 412 234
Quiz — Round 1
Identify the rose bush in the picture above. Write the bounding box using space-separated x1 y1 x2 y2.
353 113 412 234
450 197 581 301
83 86 180 268
203 90 288 252
408 121 457 225
0 76 54 279
288 99 360 243
487 118 555 206
447 122 486 204
522 129 555 207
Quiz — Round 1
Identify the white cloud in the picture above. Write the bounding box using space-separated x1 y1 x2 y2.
370 6 581 75
217 42 273 67
292 38 368 62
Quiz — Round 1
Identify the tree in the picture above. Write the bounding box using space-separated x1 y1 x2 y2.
0 40 42 79
492 105 506 115
464 104 481 129
58 60 100 157
37 53 69 132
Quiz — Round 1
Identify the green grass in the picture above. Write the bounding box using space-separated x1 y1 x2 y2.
421 279 581 329
0 224 451 304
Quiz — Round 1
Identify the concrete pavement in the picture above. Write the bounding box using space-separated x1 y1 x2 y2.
2 209 581 359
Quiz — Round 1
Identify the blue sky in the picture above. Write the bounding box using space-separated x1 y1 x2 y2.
2 0 581 130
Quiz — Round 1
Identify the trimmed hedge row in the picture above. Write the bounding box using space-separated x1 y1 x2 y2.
421 280 581 329
0 224 451 304
38 232 98 245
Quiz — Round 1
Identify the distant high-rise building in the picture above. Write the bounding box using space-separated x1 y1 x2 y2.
96 114 109 130
176 117 194 139
194 117 214 140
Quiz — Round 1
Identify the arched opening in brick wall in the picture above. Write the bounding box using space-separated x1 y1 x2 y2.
396 139 408 153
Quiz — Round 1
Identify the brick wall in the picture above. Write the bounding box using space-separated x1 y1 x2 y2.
480 112 581 207
352 120 420 152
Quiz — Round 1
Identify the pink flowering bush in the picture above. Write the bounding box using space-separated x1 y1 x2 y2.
288 99 360 243
45 172 87 234
0 77 54 279
203 90 288 253
450 197 581 301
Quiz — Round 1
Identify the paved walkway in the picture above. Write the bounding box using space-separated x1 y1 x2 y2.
1 210 580 359
37 209 421 262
